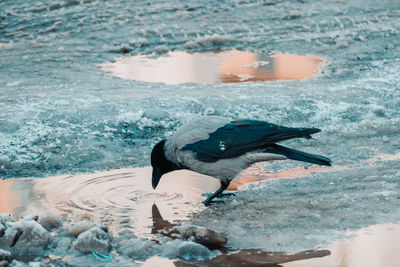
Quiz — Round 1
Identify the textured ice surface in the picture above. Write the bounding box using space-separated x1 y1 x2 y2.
1 0 400 263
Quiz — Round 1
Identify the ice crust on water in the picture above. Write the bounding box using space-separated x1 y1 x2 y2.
189 161 400 251
0 0 399 178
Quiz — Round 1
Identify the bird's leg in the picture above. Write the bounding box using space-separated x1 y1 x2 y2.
203 180 231 206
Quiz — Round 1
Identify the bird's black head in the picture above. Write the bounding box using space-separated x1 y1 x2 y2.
151 139 181 189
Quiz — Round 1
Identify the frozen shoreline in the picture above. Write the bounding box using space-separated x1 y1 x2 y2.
1 165 400 265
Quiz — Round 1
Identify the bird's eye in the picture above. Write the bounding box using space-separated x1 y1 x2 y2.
219 141 227 151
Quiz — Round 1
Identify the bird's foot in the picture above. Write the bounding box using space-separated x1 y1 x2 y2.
202 198 225 206
202 193 234 206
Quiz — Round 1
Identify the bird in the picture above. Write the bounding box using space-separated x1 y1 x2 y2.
151 116 331 206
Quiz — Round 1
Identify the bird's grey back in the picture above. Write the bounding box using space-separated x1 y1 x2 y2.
164 117 230 162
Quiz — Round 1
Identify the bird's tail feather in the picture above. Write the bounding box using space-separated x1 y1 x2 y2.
265 144 332 166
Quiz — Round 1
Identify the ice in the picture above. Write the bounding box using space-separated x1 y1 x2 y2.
0 220 21 249
8 260 28 267
73 226 110 254
0 249 13 264
117 237 159 259
13 220 49 255
0 215 15 224
162 240 215 260
1 0 400 264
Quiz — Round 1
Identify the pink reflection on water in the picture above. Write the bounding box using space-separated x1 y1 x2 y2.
283 223 400 267
100 50 324 84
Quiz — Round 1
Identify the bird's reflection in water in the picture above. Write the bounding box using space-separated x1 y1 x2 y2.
151 203 179 238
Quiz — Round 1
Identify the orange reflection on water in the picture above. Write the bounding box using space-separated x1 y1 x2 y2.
100 50 324 84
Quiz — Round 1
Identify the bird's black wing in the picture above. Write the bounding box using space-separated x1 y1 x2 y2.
181 119 321 162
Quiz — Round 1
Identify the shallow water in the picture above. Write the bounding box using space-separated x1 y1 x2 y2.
284 223 400 267
0 166 329 236
0 167 220 237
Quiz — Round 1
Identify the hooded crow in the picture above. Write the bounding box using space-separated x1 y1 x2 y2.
151 117 331 206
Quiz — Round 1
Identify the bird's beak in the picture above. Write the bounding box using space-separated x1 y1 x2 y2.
152 167 162 189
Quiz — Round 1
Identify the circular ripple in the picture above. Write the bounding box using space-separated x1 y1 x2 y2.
33 167 220 237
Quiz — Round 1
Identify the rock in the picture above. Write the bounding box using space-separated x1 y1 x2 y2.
163 240 212 260
118 238 159 259
73 226 110 254
0 248 13 264
37 212 61 230
68 220 95 237
11 220 49 254
8 260 28 267
48 237 72 257
20 215 38 222
0 215 15 224
175 225 227 249
0 222 21 248
0 224 5 238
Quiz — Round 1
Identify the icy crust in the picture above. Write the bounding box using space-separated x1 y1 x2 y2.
189 160 400 251
0 59 399 178
0 213 223 265
0 0 400 178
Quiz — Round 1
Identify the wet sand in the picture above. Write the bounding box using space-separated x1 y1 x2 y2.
100 50 324 84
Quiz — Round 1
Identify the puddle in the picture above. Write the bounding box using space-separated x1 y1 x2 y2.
283 223 400 267
0 167 219 238
0 165 331 237
100 50 324 84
